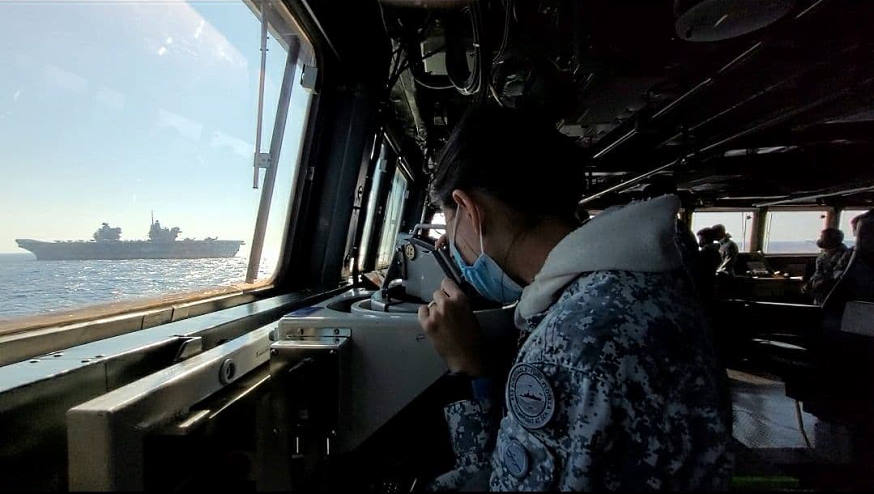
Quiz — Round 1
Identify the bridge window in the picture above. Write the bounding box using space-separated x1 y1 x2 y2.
0 1 314 326
358 144 388 271
839 209 871 248
427 212 446 240
376 169 408 269
763 210 828 253
690 210 754 252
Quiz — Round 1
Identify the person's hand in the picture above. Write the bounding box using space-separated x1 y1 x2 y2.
418 278 486 376
434 233 448 249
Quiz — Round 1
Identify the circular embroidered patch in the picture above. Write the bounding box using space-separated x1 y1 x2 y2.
506 363 555 429
503 439 529 478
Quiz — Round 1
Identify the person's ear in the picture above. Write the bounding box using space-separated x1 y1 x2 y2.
451 189 483 236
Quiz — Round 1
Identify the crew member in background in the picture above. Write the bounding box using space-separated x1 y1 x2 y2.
805 227 851 304
825 211 874 305
419 105 732 491
822 210 874 330
712 224 738 276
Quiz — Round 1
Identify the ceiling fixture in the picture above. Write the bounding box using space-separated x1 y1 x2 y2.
674 0 796 42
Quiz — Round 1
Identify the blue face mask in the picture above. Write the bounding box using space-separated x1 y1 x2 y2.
449 208 523 305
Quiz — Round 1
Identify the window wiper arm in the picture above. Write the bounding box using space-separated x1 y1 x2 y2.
253 0 271 189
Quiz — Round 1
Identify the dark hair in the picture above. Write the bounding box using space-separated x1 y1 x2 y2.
697 227 716 243
430 104 583 223
818 227 844 249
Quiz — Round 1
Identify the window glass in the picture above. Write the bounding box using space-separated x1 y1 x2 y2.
0 1 313 322
690 211 754 252
428 212 447 240
375 169 408 269
763 210 827 253
358 146 387 270
839 209 870 248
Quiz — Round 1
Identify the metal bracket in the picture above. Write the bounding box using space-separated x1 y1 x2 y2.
156 409 211 437
301 64 318 91
254 152 271 169
275 326 351 342
172 336 204 363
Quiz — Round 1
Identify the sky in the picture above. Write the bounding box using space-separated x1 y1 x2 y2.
0 0 311 260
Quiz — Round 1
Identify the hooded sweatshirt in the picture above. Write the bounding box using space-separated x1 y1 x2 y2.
429 195 732 492
516 194 684 328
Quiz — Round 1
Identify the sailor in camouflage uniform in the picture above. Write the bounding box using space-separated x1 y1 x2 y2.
805 228 851 304
418 105 732 491
713 224 739 277
422 195 732 491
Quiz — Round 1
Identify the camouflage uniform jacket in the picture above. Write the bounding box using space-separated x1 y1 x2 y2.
808 244 851 304
430 196 733 491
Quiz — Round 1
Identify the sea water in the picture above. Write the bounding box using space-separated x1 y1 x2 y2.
0 253 276 320
0 240 826 321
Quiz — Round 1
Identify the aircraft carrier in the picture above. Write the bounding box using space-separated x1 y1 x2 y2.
15 220 244 260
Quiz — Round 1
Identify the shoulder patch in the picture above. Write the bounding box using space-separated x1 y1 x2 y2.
506 363 555 429
503 439 530 478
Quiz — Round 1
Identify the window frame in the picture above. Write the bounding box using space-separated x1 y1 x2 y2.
357 142 391 273
837 207 870 245
0 0 321 364
690 208 757 253
374 167 409 270
350 142 396 275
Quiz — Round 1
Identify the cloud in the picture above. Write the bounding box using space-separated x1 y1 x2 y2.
210 130 251 159
157 108 203 141
43 64 88 94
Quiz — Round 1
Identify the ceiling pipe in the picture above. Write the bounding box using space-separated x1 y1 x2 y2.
673 0 796 43
756 184 874 207
580 73 874 206
591 44 762 161
591 1 833 161
578 161 680 205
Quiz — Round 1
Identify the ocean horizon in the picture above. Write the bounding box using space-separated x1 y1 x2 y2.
0 239 844 322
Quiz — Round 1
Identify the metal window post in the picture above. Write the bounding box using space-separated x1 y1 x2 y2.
825 207 838 230
246 37 301 283
253 0 271 189
342 132 385 283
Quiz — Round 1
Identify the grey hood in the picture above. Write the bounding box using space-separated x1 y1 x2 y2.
515 194 683 327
